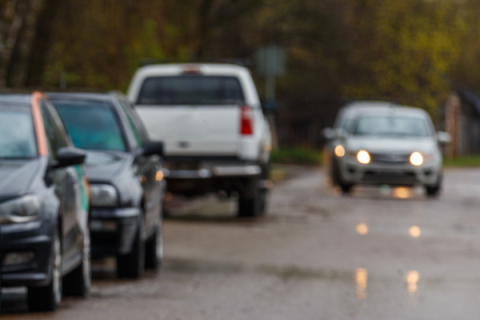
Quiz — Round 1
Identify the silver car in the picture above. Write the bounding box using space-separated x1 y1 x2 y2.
324 102 451 196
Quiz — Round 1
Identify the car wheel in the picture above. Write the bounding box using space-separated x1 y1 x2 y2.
258 188 268 214
116 216 145 279
238 177 263 218
238 197 259 217
340 183 354 194
145 226 163 270
331 158 342 186
63 231 91 297
425 184 441 197
425 186 440 197
425 175 442 197
28 229 62 312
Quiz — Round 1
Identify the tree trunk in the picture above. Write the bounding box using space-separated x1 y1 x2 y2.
10 0 43 87
0 0 22 87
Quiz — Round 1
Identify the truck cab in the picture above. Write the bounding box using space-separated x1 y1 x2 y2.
127 64 271 217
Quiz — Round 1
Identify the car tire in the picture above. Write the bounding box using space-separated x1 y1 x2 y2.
144 226 163 270
340 183 354 194
238 197 260 217
425 186 440 197
425 175 442 197
28 229 62 312
116 216 145 279
238 176 264 218
331 158 342 186
63 231 91 297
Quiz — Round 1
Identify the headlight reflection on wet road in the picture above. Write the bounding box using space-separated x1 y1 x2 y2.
407 270 420 294
409 226 421 238
356 223 369 235
392 187 411 199
356 268 368 300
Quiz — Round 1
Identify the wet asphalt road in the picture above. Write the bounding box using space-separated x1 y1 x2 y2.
3 166 480 319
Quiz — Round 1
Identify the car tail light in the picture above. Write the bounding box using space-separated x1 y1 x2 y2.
240 106 254 135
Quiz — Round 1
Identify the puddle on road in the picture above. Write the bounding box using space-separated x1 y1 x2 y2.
332 185 425 200
164 193 309 226
354 221 480 239
163 258 354 283
162 259 433 303
354 223 424 238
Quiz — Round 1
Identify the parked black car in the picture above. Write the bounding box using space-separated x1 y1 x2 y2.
0 92 90 312
49 92 166 279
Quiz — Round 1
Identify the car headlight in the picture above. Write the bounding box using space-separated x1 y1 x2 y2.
357 150 371 164
0 195 42 224
410 152 424 166
90 184 118 207
334 145 345 157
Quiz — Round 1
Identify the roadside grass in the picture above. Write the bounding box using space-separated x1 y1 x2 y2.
270 147 323 165
444 155 480 168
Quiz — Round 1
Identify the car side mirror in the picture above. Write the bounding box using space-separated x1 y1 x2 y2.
323 128 336 140
55 147 86 168
437 131 452 145
335 128 348 139
143 141 164 157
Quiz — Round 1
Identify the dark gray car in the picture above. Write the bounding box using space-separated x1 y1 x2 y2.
49 92 166 279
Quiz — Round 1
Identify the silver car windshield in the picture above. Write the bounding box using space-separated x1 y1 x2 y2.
352 116 431 137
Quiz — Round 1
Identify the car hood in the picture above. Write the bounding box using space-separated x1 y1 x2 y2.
345 136 437 154
84 151 132 184
0 159 42 200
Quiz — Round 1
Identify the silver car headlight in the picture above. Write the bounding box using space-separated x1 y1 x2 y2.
90 184 118 207
0 195 42 224
410 152 424 166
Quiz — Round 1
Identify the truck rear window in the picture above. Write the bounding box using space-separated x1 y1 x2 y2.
137 76 245 105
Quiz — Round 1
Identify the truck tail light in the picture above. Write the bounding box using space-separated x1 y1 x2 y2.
240 106 254 135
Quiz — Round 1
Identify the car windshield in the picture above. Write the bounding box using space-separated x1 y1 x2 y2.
137 76 245 105
0 108 37 159
352 116 431 137
54 102 126 151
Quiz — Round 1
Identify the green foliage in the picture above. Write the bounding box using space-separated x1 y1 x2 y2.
444 155 480 168
3 0 480 145
256 0 467 121
344 0 465 117
270 148 323 165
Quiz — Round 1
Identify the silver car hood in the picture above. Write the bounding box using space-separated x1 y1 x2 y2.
345 136 437 154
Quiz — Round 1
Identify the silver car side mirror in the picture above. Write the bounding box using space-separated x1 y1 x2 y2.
323 128 336 140
335 128 348 139
437 131 452 144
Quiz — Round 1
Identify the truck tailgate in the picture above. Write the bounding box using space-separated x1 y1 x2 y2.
136 105 240 156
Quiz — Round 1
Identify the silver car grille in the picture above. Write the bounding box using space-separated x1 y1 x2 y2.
370 152 410 163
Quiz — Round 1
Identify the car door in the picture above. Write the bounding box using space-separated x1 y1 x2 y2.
41 99 82 272
118 98 162 237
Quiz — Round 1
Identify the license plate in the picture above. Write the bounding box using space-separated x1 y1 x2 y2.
373 168 405 175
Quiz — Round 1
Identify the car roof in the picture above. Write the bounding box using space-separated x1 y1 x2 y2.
0 94 32 107
137 63 249 74
341 101 430 119
47 92 114 102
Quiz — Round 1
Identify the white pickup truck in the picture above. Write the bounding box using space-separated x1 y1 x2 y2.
127 64 271 217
